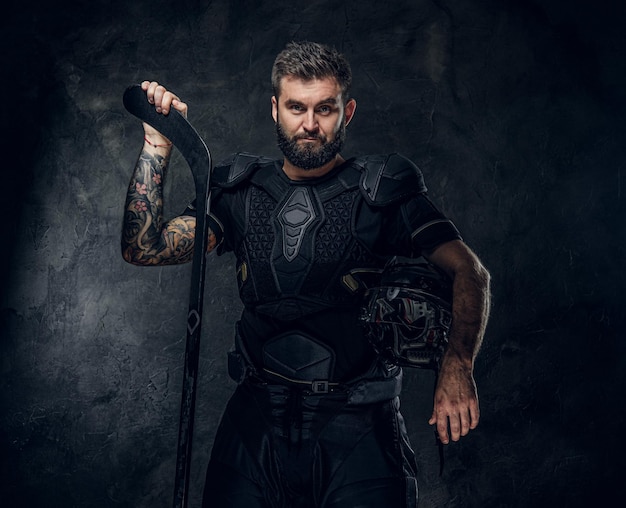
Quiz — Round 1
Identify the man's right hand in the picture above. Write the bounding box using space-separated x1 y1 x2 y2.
141 80 188 145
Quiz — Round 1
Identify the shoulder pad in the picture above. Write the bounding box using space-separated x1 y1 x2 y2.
354 153 426 206
211 152 276 188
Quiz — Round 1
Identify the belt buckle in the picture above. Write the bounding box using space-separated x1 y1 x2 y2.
311 380 330 394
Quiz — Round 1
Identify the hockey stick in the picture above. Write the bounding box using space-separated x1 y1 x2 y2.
123 84 212 508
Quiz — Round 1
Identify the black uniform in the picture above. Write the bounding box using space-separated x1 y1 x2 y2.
194 153 460 507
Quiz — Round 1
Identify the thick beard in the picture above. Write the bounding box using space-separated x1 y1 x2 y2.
276 117 346 171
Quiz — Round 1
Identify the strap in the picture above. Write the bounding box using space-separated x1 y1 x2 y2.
261 368 341 394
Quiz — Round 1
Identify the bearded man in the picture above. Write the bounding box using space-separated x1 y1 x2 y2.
122 41 490 507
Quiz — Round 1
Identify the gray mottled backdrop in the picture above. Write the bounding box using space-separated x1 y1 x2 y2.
1 0 624 506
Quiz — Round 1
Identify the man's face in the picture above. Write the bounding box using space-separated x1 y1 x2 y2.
272 76 356 171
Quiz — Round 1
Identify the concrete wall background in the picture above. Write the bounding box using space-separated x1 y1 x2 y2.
1 0 624 506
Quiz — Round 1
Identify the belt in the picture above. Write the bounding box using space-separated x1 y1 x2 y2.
228 349 403 404
228 325 403 404
228 349 343 394
259 367 344 394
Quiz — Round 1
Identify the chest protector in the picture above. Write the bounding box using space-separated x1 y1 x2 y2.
212 153 426 320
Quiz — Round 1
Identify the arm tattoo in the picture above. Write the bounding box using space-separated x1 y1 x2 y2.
122 148 201 265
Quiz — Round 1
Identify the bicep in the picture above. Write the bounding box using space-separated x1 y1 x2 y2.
159 215 198 264
124 215 200 266
425 239 489 285
159 215 219 264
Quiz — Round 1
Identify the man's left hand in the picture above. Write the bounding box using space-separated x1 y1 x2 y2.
428 355 480 444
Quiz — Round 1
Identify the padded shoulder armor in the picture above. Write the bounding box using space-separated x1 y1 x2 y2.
212 152 276 188
354 153 427 206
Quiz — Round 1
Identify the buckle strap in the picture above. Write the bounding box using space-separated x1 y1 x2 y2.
228 325 403 403
261 368 342 394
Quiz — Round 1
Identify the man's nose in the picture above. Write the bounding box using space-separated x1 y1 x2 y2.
302 111 319 132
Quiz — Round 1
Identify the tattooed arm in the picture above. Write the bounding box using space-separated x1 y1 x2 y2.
121 81 216 266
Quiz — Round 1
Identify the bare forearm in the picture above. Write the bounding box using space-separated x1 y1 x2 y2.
122 146 168 255
121 145 196 265
446 260 491 367
426 239 491 366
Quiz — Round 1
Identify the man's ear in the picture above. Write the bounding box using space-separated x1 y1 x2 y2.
344 98 357 126
271 96 278 123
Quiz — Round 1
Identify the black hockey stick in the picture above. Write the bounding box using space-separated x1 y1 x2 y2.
123 84 212 508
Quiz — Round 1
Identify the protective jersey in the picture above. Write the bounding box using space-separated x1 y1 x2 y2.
201 153 459 314
186 152 461 380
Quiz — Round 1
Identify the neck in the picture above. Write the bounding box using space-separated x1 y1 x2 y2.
282 154 345 181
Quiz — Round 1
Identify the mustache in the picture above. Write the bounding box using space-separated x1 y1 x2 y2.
294 131 326 142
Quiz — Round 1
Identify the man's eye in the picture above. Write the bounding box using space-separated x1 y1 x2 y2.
290 104 304 112
317 106 331 114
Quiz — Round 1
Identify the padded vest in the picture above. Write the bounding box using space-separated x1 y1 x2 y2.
211 153 426 320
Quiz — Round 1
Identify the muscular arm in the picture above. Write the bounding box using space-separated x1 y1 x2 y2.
121 143 200 265
424 239 491 443
121 81 216 266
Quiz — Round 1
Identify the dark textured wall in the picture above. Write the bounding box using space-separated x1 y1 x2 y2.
1 0 624 506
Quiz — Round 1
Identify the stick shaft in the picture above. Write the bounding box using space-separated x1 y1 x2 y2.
123 85 212 508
